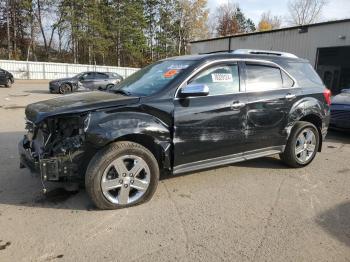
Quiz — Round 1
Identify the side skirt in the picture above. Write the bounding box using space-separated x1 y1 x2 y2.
173 146 285 175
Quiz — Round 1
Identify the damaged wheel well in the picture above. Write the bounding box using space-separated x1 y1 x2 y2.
114 134 168 170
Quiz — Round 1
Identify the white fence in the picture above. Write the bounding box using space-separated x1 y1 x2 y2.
0 60 139 80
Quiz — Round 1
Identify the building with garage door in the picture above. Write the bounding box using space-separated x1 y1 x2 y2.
190 19 350 95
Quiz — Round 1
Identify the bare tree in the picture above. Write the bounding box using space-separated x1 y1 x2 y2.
216 1 239 36
288 0 328 25
258 11 282 31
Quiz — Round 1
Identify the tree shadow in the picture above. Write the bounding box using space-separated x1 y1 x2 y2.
316 202 350 247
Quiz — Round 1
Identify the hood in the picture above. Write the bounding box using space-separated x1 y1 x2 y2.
331 92 350 105
25 91 140 123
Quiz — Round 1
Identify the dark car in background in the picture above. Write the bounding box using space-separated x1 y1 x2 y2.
0 68 14 88
49 71 123 94
330 89 350 130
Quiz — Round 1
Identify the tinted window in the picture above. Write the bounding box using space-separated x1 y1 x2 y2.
189 64 240 95
245 64 282 91
81 72 95 80
282 70 294 88
285 62 323 87
95 73 108 79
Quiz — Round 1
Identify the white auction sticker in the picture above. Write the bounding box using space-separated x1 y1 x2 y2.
211 73 233 82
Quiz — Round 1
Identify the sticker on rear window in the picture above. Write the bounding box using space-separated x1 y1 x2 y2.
211 73 233 82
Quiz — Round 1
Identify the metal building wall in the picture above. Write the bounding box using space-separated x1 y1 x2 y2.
191 21 350 66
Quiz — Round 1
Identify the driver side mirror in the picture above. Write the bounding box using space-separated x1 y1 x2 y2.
180 84 209 98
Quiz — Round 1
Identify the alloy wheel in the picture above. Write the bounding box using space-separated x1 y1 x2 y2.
101 155 151 205
294 128 317 164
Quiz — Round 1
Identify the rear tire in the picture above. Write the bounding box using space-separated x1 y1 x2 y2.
280 121 319 168
85 141 159 210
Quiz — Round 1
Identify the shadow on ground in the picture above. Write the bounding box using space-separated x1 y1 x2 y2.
23 89 52 95
316 202 350 247
326 130 350 144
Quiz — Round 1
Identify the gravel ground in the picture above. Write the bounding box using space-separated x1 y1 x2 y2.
0 81 349 262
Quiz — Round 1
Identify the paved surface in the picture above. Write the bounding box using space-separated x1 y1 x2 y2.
0 81 350 262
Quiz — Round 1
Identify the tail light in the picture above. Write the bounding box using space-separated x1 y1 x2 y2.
323 88 331 106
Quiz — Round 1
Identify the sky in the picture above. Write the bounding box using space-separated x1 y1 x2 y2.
207 0 350 26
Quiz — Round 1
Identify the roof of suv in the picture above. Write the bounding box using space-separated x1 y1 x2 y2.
167 52 308 64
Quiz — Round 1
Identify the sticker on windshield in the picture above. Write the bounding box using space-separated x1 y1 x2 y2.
163 69 178 78
167 64 189 70
211 73 233 82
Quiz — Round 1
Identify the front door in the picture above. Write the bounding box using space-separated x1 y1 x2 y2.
242 62 301 151
173 62 248 170
79 72 96 90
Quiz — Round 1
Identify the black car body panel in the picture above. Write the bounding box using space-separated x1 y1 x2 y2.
0 68 14 86
26 91 139 123
19 52 330 183
330 90 350 129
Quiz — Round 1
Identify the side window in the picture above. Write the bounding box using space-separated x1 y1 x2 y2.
95 73 108 79
82 72 95 80
189 64 240 95
281 70 294 88
245 64 283 91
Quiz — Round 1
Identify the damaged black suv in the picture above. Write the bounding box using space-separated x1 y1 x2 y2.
19 50 331 209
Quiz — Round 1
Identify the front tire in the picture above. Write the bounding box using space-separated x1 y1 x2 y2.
280 121 319 168
85 141 159 210
59 83 72 94
5 79 12 88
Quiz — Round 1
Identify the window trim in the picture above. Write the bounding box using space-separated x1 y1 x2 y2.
174 58 298 99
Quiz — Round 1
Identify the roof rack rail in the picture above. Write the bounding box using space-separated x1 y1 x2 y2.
232 49 298 58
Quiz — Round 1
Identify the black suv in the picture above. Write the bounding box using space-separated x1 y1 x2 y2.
49 71 123 94
19 50 331 209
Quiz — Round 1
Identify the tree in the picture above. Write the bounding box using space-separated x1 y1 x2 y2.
258 11 281 31
215 2 255 36
173 0 209 55
288 0 328 25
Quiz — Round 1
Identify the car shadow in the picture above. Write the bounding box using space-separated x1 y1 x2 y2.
326 130 350 144
316 202 350 247
23 90 53 95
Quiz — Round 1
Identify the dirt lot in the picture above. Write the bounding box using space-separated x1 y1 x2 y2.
0 80 349 262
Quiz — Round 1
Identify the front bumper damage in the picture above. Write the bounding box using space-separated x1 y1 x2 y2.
18 136 79 182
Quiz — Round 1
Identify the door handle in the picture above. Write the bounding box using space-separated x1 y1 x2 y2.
285 94 296 100
231 102 246 110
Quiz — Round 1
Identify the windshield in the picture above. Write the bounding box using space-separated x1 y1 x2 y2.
112 60 195 96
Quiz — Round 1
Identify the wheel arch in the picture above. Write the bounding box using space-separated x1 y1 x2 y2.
114 133 171 171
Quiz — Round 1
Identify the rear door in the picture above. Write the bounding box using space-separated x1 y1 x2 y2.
242 61 300 152
173 62 248 168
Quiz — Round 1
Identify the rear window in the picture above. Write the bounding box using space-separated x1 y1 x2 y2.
245 64 283 91
285 62 323 87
